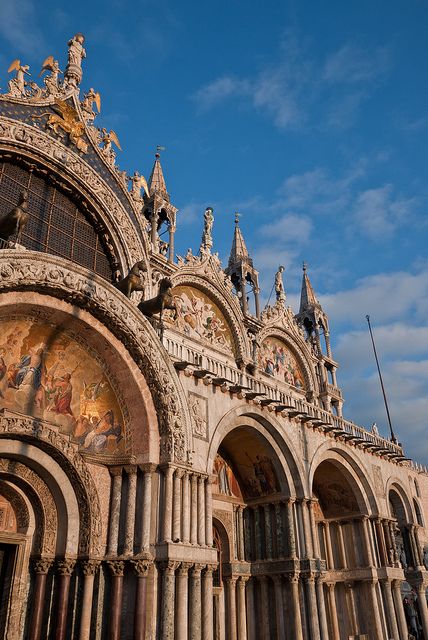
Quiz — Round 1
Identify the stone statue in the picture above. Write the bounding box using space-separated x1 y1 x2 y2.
0 191 29 243
81 88 101 122
200 206 214 253
7 60 30 97
128 171 149 200
100 128 121 165
115 260 146 298
65 33 86 88
138 278 177 321
40 56 62 96
275 265 286 302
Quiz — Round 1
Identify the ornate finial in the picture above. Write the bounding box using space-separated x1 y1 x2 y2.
156 145 166 158
235 211 240 225
303 261 307 272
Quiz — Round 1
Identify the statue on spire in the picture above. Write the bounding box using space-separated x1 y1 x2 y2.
200 206 214 255
275 265 286 303
64 33 86 88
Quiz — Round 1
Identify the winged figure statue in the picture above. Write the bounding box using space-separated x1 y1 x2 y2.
33 100 88 153
101 128 122 152
81 88 101 122
39 56 62 95
7 59 30 97
129 171 149 200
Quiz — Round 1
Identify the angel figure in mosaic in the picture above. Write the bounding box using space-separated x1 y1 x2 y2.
7 60 31 97
39 56 62 96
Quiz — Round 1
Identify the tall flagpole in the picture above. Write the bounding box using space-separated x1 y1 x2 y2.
365 315 397 443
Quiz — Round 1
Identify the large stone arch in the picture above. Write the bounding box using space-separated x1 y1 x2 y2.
256 325 317 394
0 251 191 462
309 442 379 516
170 272 251 363
386 477 414 523
207 404 305 498
0 115 148 271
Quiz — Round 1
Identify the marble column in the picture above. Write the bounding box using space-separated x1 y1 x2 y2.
163 466 174 543
383 520 393 565
289 575 304 640
259 576 270 640
380 579 400 640
190 564 203 640
182 471 191 544
124 465 137 555
106 560 125 640
79 560 100 640
275 503 284 558
316 578 329 640
29 557 53 640
225 576 238 640
309 499 320 558
191 474 198 545
368 579 384 640
392 580 408 640
264 504 273 560
202 565 215 640
172 468 183 543
244 509 252 561
336 522 347 569
286 499 296 558
326 582 340 640
205 476 213 547
160 561 178 640
140 463 155 552
301 499 313 558
237 576 248 640
361 516 374 566
344 582 357 636
323 522 334 570
305 574 320 640
237 506 245 560
375 518 387 566
415 582 428 640
55 558 76 640
107 467 123 556
273 575 285 640
176 562 191 640
246 579 256 640
131 559 152 640
197 476 206 546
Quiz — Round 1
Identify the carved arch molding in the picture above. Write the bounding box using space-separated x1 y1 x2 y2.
0 251 190 463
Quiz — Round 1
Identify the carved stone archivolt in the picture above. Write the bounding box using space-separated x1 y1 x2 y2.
0 115 147 269
0 481 30 533
0 252 190 462
0 414 102 555
0 456 56 554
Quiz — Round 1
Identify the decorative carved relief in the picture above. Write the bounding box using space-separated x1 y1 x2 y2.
189 392 208 441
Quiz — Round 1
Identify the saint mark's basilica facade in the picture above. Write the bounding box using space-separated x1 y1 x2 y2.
0 33 427 640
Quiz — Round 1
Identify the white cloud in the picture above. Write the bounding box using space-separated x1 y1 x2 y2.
193 76 249 112
354 185 416 239
322 45 390 84
260 213 312 243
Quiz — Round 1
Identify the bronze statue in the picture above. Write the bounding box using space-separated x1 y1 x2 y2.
138 278 177 321
115 260 146 298
0 191 29 243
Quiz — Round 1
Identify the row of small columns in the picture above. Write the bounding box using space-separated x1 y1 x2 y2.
108 464 155 556
30 556 152 640
160 561 216 640
161 465 213 547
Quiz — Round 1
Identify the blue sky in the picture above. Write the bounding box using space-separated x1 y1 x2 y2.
1 1 428 462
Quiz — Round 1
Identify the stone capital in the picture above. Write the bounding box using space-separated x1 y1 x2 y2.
131 559 152 577
174 468 185 480
80 559 101 576
106 560 125 577
32 557 53 574
160 560 179 575
109 466 123 477
191 563 205 577
124 465 138 475
139 462 157 474
56 558 76 576
177 562 193 576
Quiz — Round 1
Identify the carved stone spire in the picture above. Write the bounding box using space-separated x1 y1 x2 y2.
148 153 168 197
299 262 319 313
225 214 260 318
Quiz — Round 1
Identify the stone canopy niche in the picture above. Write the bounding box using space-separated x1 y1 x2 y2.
165 285 235 355
258 336 305 389
0 316 125 456
313 461 360 519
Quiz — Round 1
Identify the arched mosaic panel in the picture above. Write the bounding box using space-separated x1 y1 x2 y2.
0 317 125 456
258 336 305 389
166 285 234 355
